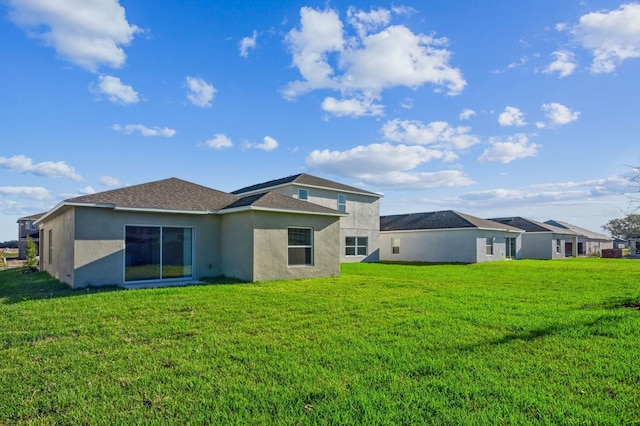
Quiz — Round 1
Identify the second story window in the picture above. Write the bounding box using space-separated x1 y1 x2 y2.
337 194 347 212
298 189 308 201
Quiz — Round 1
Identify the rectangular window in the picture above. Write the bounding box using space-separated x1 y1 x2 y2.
48 229 53 264
125 226 193 282
337 194 347 212
392 237 400 254
556 238 562 254
288 228 313 266
298 189 308 201
345 237 368 256
486 237 494 255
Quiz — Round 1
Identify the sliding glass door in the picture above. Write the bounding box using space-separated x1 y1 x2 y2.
125 226 193 282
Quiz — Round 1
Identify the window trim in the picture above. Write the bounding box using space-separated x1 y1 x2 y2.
392 237 400 255
48 229 53 265
485 236 494 256
298 188 308 201
337 194 347 212
123 225 195 283
288 227 314 267
345 236 368 257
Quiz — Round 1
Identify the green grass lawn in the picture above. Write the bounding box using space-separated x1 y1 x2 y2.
1 259 639 424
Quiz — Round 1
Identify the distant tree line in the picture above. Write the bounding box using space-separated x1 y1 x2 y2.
0 240 18 249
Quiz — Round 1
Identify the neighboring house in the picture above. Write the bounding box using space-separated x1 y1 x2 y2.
613 238 626 249
232 173 381 262
34 178 345 288
544 220 614 256
17 213 45 260
488 217 578 259
379 210 524 263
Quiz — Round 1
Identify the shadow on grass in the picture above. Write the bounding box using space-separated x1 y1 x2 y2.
0 268 248 305
461 314 627 350
0 268 122 305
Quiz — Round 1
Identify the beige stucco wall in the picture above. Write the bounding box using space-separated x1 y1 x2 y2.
274 184 380 263
220 211 254 282
71 207 222 288
246 210 340 281
380 229 522 263
40 207 76 287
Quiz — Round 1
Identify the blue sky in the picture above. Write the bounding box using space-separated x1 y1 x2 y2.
2 0 640 242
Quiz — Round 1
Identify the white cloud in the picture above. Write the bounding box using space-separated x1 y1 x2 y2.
307 142 474 190
357 170 474 190
498 106 526 127
284 7 345 97
541 103 580 125
459 108 476 120
204 134 233 149
93 75 139 105
0 186 51 201
544 50 577 77
239 30 257 58
99 176 122 186
381 119 480 150
461 175 631 206
321 96 383 117
283 6 466 102
572 3 640 73
186 76 216 107
255 136 279 151
79 186 96 195
7 0 140 71
346 6 391 38
113 124 176 137
0 155 82 181
478 134 539 163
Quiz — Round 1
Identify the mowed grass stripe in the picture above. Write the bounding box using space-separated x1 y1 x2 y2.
1 258 639 424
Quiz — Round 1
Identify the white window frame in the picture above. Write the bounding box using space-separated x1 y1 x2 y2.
556 238 562 254
485 237 494 256
298 188 308 201
337 194 347 212
288 227 313 267
392 237 400 255
345 236 368 257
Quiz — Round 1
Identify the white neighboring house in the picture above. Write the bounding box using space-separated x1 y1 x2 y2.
233 173 381 262
488 217 578 259
544 220 613 256
379 210 524 263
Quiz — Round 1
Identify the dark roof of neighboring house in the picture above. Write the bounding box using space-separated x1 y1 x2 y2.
544 220 612 241
221 192 344 215
380 210 523 232
489 217 577 234
17 212 46 222
231 173 381 197
37 177 344 222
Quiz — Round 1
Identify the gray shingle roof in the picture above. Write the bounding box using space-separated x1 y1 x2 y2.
231 173 380 197
544 220 612 240
49 177 343 217
17 212 47 222
66 177 239 211
222 192 343 215
489 217 577 234
380 210 522 232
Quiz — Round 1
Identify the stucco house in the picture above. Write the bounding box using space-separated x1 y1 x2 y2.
379 210 524 263
34 178 345 288
544 220 613 256
488 217 578 259
17 213 45 260
232 173 381 262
